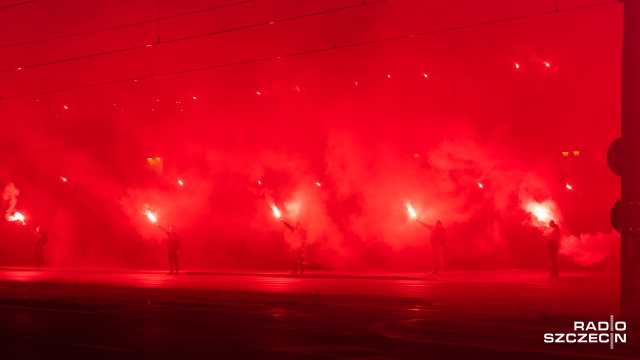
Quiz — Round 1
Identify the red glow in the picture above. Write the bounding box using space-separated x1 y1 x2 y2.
0 1 620 273
525 201 553 223
145 210 157 223
7 212 25 225
272 205 281 219
406 204 417 218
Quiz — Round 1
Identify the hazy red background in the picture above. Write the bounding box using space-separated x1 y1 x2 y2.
0 0 622 271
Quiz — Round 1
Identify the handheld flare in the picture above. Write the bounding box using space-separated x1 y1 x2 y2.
145 210 157 223
7 211 25 225
272 205 281 219
407 204 417 218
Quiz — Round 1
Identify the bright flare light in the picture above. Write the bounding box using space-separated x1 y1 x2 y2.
178 179 183 186
566 183 572 190
7 212 25 225
316 182 321 187
406 204 417 218
145 210 157 223
60 177 67 182
544 61 551 67
528 204 551 223
272 205 281 219
515 63 520 69
478 183 483 188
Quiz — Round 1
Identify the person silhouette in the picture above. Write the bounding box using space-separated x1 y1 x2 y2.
416 219 447 275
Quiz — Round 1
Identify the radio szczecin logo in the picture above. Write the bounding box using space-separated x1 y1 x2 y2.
544 315 626 349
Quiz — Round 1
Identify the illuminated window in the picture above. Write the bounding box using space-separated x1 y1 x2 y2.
146 157 163 175
562 151 569 157
413 154 420 159
573 151 580 156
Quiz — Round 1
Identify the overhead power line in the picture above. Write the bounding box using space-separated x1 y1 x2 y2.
0 0 252 50
0 0 620 100
0 0 387 73
0 0 36 11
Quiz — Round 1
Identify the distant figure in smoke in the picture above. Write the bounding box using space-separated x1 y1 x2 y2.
30 226 47 269
281 220 307 274
547 220 561 278
416 219 447 275
160 226 180 275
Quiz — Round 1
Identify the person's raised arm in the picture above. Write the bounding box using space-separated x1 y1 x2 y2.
415 219 432 230
158 224 169 234
281 220 294 231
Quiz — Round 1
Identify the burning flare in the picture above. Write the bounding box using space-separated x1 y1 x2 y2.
145 210 157 223
272 205 281 219
524 200 556 225
532 205 550 222
7 211 25 225
406 204 417 218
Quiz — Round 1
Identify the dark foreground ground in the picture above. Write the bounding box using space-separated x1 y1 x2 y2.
0 267 637 359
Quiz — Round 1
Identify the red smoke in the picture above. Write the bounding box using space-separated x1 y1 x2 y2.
0 1 621 271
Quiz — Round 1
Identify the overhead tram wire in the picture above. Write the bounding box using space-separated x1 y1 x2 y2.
0 0 36 11
0 0 620 100
0 0 388 74
0 0 252 50
152 0 621 78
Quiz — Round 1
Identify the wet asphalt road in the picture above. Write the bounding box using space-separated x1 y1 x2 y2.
0 268 636 359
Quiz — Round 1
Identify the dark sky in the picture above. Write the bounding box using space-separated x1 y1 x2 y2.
0 0 623 271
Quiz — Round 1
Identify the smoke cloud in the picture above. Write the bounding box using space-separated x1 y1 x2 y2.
0 2 620 271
